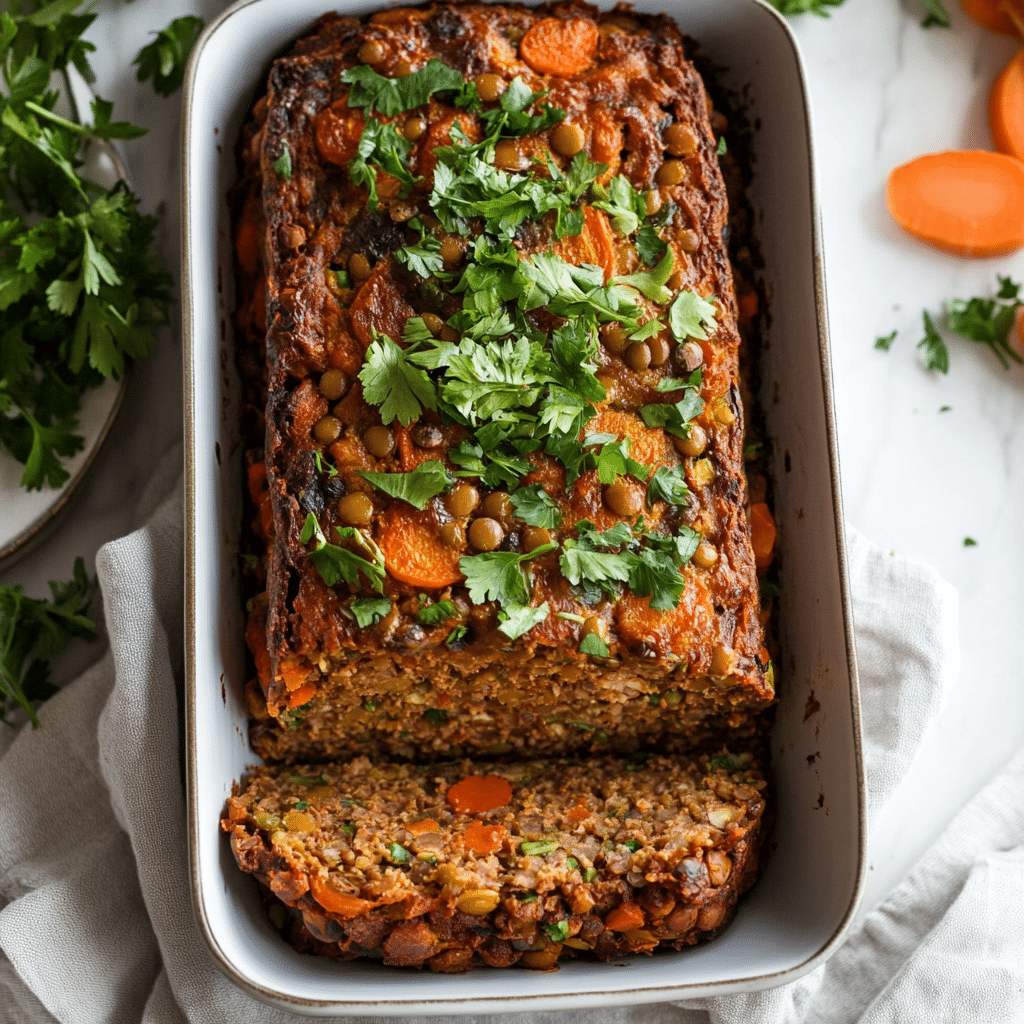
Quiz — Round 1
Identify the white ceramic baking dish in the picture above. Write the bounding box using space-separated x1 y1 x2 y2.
183 0 865 1012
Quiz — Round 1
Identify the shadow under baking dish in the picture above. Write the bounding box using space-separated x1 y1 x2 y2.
182 0 865 1013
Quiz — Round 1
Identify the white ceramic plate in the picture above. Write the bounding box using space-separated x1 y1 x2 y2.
0 77 129 572
183 1 865 1013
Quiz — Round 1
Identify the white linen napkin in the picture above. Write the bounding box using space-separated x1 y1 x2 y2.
0 463 1020 1024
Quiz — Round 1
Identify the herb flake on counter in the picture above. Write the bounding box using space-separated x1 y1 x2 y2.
356 460 451 510
917 310 949 373
0 557 96 728
920 0 951 27
133 15 204 96
875 330 897 351
963 536 978 547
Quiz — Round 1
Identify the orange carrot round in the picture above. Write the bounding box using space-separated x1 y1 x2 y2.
960 0 1018 35
605 902 645 932
464 820 505 854
405 818 440 836
287 681 317 708
310 876 372 918
990 50 1024 161
749 502 776 569
520 17 598 77
375 505 463 589
886 150 1024 258
447 774 513 814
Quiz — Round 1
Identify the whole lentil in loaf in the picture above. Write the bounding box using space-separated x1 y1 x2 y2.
221 753 766 970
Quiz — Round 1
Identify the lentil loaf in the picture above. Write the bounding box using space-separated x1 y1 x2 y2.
227 0 779 971
222 752 767 969
235 0 775 759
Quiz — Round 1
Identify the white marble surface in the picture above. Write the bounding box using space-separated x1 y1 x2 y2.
2 0 1023 932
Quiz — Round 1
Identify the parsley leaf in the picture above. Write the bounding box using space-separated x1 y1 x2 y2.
416 599 459 625
351 597 391 627
615 249 674 304
133 15 204 96
640 371 703 438
358 330 437 426
341 58 465 115
459 544 554 608
579 631 610 657
963 536 978 547
301 514 386 593
875 330 897 351
592 437 651 484
647 464 691 507
498 600 550 639
348 118 418 211
946 276 1023 369
0 557 96 728
591 175 647 236
920 0 951 27
767 0 846 14
543 920 570 942
917 310 949 373
510 484 562 528
716 136 727 156
668 290 718 342
394 224 443 279
356 460 451 510
636 224 667 266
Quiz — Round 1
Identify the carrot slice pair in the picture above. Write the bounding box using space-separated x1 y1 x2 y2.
886 150 1024 258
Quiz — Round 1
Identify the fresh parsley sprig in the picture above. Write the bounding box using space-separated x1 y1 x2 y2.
300 513 386 593
946 276 1023 370
0 557 96 728
356 460 451 510
0 5 172 490
133 15 204 97
459 544 554 639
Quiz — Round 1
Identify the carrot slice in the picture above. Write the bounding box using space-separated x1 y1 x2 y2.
749 502 777 569
315 100 366 167
886 150 1024 258
375 505 463 588
287 681 317 708
447 774 513 814
520 17 599 77
348 257 415 349
405 818 440 836
464 821 505 854
553 206 617 282
310 875 372 918
991 50 1024 161
279 660 311 693
960 0 1019 35
605 903 645 932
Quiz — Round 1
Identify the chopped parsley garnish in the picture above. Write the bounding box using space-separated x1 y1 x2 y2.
510 484 562 528
640 371 704 438
394 219 444 279
875 330 897 351
348 118 419 211
350 597 391 628
272 146 292 179
300 514 385 593
422 708 449 724
446 624 469 645
716 136 727 156
646 465 691 507
591 174 647 236
356 460 451 510
668 290 718 342
917 310 949 374
636 224 668 266
615 249 674 304
133 15 204 96
0 557 96 727
582 867 598 883
416 599 459 626
341 58 465 115
963 536 978 547
543 920 570 942
707 753 739 772
459 544 554 639
497 601 550 640
579 632 609 657
359 330 437 426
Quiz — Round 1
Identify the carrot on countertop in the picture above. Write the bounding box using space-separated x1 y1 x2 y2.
463 820 505 854
375 505 463 589
749 502 777 569
990 50 1024 161
960 0 1020 35
310 875 372 918
519 17 599 77
885 150 1024 258
446 774 513 814
553 206 617 282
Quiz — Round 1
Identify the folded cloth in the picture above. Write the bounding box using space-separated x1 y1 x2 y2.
0 471 1019 1024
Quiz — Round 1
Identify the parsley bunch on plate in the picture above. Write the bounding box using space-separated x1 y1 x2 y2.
0 4 174 491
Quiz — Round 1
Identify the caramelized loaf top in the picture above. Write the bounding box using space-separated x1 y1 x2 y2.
243 2 772 720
